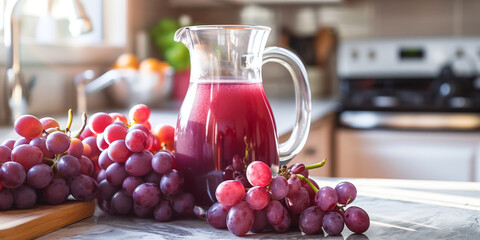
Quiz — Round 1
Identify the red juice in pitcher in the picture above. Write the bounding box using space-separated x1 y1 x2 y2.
175 82 279 207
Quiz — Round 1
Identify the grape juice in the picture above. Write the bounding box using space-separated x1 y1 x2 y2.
175 82 279 207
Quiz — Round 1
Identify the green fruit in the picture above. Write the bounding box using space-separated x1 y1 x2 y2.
164 43 190 71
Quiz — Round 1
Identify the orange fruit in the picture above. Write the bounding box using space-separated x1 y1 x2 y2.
140 58 170 73
113 53 140 69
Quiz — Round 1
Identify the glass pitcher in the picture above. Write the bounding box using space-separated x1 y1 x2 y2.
174 25 311 207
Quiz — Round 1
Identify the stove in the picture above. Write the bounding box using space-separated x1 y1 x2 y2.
337 38 480 130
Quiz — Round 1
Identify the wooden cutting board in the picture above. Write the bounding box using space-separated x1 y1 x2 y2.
0 200 95 240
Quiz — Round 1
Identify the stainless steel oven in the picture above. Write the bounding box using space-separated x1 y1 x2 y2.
335 38 480 181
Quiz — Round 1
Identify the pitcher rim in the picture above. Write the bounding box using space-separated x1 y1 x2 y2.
184 25 271 32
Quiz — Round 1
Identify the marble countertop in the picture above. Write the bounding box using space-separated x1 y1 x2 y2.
38 178 480 240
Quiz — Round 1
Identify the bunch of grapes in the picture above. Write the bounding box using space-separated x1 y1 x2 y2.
207 160 370 237
0 111 98 210
92 104 194 221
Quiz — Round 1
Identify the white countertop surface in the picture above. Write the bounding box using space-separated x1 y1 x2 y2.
37 177 480 240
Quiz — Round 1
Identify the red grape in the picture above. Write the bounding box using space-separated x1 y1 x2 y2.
109 112 128 125
11 144 43 171
40 117 59 130
14 115 43 139
207 202 231 229
68 138 84 158
270 176 289 200
215 180 245 206
245 186 270 210
299 206 324 235
322 211 344 236
125 129 148 153
0 145 12 163
0 162 26 188
46 131 70 154
246 161 272 187
108 140 132 163
335 181 357 205
133 183 162 208
89 112 113 134
315 186 339 211
151 151 173 175
154 200 172 222
226 201 254 236
103 124 128 144
129 104 150 124
344 206 370 234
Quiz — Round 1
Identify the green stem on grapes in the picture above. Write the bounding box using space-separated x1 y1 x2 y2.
296 174 319 193
305 159 326 170
73 112 88 139
65 109 73 133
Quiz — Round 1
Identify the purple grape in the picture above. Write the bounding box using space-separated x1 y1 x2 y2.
285 187 310 215
323 211 345 236
154 200 172 222
336 181 357 205
122 176 144 197
226 201 254 236
344 206 370 234
151 151 173 175
272 210 291 233
98 179 120 201
125 150 153 177
12 185 37 209
207 202 231 229
96 169 106 182
108 140 132 163
125 129 148 152
288 174 301 195
30 137 55 159
0 161 26 188
251 208 269 233
14 137 30 148
222 165 235 181
0 145 11 163
98 150 114 170
232 155 244 171
172 192 195 216
270 176 289 200
46 131 70 154
245 186 270 210
11 144 42 171
133 183 162 208
234 175 251 189
43 178 69 204
315 186 339 211
299 206 324 235
267 200 286 225
96 133 109 151
144 171 162 184
79 156 95 177
134 203 153 218
27 163 53 189
290 163 305 174
105 163 128 186
57 155 80 178
2 139 15 150
69 174 98 201
160 170 184 196
111 191 133 215
0 189 14 210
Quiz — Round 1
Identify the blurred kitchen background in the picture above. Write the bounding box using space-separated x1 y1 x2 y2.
1 0 480 181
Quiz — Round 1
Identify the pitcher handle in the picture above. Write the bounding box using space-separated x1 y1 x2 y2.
263 47 312 165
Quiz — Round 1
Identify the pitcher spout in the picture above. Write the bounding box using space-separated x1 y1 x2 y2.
174 26 190 47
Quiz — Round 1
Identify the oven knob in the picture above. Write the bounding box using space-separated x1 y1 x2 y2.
351 49 359 60
368 50 376 60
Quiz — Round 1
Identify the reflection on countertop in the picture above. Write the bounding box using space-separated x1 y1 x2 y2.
37 177 480 239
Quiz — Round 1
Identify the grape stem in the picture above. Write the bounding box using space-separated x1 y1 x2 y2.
73 112 88 139
65 109 73 133
296 174 319 193
305 159 326 170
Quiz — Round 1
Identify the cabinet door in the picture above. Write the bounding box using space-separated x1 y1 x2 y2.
335 129 480 181
285 113 334 177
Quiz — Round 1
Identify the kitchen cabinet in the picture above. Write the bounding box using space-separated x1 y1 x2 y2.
335 129 480 181
284 111 335 177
